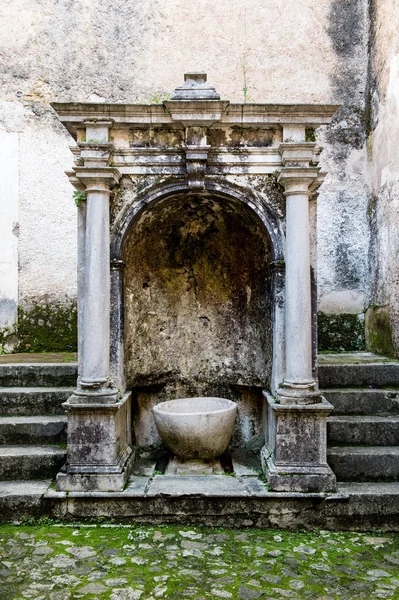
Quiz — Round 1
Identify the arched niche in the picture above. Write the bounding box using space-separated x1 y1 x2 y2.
120 190 276 451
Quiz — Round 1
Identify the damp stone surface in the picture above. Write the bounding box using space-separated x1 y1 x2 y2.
1 523 399 599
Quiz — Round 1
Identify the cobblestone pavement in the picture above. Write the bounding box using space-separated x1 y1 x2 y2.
1 523 399 599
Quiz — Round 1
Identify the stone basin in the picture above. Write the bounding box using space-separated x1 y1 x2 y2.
152 397 237 459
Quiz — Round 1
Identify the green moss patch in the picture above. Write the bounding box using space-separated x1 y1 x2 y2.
0 300 77 354
318 312 365 352
366 306 396 358
1 523 399 599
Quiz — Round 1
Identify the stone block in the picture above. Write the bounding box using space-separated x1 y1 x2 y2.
323 388 399 416
56 392 134 492
0 445 65 480
327 446 399 482
262 393 336 493
0 363 77 387
0 387 74 416
147 474 249 497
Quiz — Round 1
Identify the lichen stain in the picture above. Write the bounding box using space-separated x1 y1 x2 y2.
129 127 183 148
207 127 276 148
123 192 273 410
366 305 396 357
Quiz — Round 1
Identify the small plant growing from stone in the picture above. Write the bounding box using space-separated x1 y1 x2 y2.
73 191 86 207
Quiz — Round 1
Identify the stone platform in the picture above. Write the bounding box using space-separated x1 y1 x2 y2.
2 476 399 531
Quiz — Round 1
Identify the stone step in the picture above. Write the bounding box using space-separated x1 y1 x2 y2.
319 361 399 389
323 388 399 415
0 363 77 388
327 446 399 482
328 415 399 446
2 480 399 530
0 416 67 445
0 445 66 480
0 387 73 415
0 480 52 522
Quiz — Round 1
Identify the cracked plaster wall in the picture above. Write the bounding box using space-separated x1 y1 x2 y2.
0 0 388 350
367 0 399 356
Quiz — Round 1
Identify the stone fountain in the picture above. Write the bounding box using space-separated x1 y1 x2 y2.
52 73 338 494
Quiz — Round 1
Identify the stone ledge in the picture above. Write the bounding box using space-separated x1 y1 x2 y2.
45 473 346 501
4 479 399 530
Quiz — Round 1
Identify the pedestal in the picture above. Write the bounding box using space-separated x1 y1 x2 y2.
261 392 336 492
56 392 134 492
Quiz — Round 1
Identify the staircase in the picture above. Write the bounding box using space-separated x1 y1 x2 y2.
0 361 75 483
1 353 399 527
319 353 399 482
1 354 399 486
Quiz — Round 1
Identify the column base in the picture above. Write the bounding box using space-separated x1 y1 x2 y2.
276 380 321 405
56 391 134 492
262 391 336 493
73 381 119 404
56 449 135 492
261 446 336 493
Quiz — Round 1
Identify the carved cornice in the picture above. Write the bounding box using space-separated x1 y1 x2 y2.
52 102 340 134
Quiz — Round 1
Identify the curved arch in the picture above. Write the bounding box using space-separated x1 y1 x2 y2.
111 178 284 262
109 177 286 400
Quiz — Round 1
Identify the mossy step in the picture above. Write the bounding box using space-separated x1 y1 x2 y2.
328 445 399 482
0 364 77 387
328 415 399 446
0 445 65 481
0 353 77 364
0 416 67 445
0 387 73 415
323 388 399 415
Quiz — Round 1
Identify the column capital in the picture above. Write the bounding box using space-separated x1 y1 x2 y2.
277 167 321 196
73 166 121 191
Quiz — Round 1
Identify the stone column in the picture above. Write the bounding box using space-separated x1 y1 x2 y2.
270 260 285 396
76 178 117 401
277 172 320 403
77 200 86 383
57 129 134 492
110 259 126 393
262 142 336 493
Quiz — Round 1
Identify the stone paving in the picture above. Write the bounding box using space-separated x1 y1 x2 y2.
1 524 399 599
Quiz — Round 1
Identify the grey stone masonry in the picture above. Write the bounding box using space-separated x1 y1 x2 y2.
52 74 339 494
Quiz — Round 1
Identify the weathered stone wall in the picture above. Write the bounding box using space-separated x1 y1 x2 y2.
0 0 382 352
316 0 371 349
367 0 399 357
122 192 272 448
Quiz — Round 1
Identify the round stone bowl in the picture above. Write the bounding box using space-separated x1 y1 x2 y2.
153 397 237 460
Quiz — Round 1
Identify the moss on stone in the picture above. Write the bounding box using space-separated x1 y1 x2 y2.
366 305 396 358
0 300 77 354
1 523 398 598
318 312 365 352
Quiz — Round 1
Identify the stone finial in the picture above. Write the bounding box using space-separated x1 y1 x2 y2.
171 72 220 100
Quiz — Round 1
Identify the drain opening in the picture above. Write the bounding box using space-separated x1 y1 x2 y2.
153 451 170 474
220 453 234 474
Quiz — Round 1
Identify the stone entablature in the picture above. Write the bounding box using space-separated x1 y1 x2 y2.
52 74 339 494
55 102 335 179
